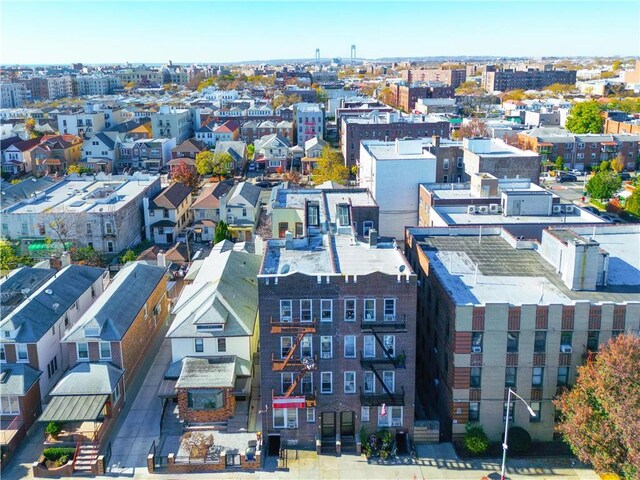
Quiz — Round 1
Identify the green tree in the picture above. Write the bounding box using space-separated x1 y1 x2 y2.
612 60 623 71
555 335 640 479
120 249 137 264
0 240 35 272
611 155 625 174
565 101 604 134
624 188 640 217
463 424 489 455
195 151 232 179
247 144 255 160
455 80 481 95
69 246 106 267
67 163 94 175
554 155 564 171
586 171 622 200
315 87 328 105
311 146 349 185
214 220 230 243
599 160 611 172
546 83 574 95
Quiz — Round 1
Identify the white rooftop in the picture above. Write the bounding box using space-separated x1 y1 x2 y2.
432 205 604 226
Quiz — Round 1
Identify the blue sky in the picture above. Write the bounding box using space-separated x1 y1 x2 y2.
1 1 639 64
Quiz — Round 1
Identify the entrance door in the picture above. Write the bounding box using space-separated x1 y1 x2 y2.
267 434 281 456
166 233 174 243
321 412 336 438
340 411 355 437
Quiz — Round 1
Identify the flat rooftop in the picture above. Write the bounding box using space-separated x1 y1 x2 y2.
423 179 546 200
432 205 604 226
410 226 639 305
362 142 437 162
272 188 376 210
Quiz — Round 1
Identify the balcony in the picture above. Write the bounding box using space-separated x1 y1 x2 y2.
269 318 317 334
272 353 317 372
360 317 406 332
359 387 405 407
359 350 406 369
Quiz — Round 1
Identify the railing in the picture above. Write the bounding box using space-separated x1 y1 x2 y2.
359 386 405 407
104 441 112 466
71 441 81 468
269 317 317 334
360 319 407 332
0 414 23 444
359 350 406 369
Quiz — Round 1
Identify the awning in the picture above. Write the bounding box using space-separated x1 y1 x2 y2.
28 241 72 252
272 396 306 409
40 395 109 422
602 141 618 146
157 379 177 398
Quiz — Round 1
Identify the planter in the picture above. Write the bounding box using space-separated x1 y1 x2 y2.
32 455 75 478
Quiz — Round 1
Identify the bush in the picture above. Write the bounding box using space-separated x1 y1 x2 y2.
508 426 532 453
45 422 62 437
42 447 75 463
463 424 489 455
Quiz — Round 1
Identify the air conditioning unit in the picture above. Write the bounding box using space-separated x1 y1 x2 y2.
489 204 499 213
560 345 573 353
471 346 482 353
564 205 575 213
496 206 503 214
552 205 562 214
467 205 477 214
384 314 395 321
288 421 297 429
478 206 489 214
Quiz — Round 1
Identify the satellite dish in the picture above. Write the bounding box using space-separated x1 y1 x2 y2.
280 264 290 274
399 265 406 273
52 303 60 311
20 288 30 296
45 289 53 295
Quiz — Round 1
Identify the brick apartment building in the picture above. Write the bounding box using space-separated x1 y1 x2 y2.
482 69 577 92
402 69 467 88
258 187 417 453
405 224 640 442
391 84 455 112
518 127 640 172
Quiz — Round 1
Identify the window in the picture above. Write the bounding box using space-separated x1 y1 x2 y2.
16 344 28 362
532 367 544 386
364 371 375 393
0 396 20 415
364 299 376 321
442 175 448 183
469 402 480 422
382 335 395 357
300 299 312 322
195 338 204 353
320 299 332 322
361 406 370 422
344 371 356 393
503 401 515 422
300 334 312 359
344 299 356 321
320 336 333 359
337 204 350 226
321 372 332 394
470 367 482 388
307 204 319 226
587 331 599 351
295 222 303 237
530 401 541 422
217 338 226 353
77 342 89 361
0 345 5 362
363 221 374 236
383 299 396 321
457 157 464 168
163 209 169 218
505 367 517 387
534 331 547 353
47 356 58 379
443 158 450 170
280 300 292 322
99 342 111 359
343 335 356 358
105 222 113 235
306 408 316 423
363 335 375 358
113 382 121 403
281 372 294 394
560 331 572 349
557 366 570 387
382 371 395 392
107 241 114 253
301 372 313 394
38 223 46 235
187 389 225 410
280 337 293 359
472 332 483 353
378 406 403 427
273 408 298 429
507 331 519 353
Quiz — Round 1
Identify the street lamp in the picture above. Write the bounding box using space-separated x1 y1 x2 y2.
500 388 536 480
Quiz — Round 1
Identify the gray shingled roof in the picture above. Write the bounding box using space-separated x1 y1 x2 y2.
226 182 261 208
150 182 193 210
93 132 117 150
62 262 165 342
175 356 237 389
0 267 56 319
0 363 42 396
50 362 123 396
0 177 57 210
1 265 106 344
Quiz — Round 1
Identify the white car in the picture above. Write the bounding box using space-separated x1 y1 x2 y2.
569 169 583 176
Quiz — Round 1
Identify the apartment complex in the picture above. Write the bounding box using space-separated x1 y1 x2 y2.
391 83 456 112
27 76 74 100
483 69 577 92
258 188 417 452
295 103 324 147
73 76 121 96
462 137 541 184
405 225 640 442
151 106 193 144
402 69 467 88
0 83 28 108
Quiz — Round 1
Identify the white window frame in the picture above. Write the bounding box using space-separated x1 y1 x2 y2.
344 335 356 358
280 300 292 322
320 299 333 322
363 335 376 358
99 341 111 360
382 371 395 392
361 406 370 422
378 406 403 427
383 335 396 357
299 334 313 359
300 299 312 322
273 407 298 429
0 395 20 415
383 299 396 321
281 372 294 394
320 336 333 359
443 158 450 170
280 336 293 359
217 338 226 353
16 343 28 362
344 298 356 322
195 338 204 353
76 342 89 361
364 299 376 321
363 371 375 393
301 372 313 394
306 407 316 423
320 371 333 394
113 382 121 403
344 371 356 394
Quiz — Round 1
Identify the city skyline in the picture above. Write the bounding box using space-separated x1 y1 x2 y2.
1 1 639 65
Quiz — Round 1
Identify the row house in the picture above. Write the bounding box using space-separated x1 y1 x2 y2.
190 181 233 242
118 138 176 171
82 132 122 173
143 182 193 244
219 181 261 242
254 134 291 173
215 140 247 174
2 134 83 176
241 120 294 145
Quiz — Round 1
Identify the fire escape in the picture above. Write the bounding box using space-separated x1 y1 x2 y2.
359 315 406 407
271 318 317 407
304 119 316 143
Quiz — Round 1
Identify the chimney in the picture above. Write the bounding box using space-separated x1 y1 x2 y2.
157 250 167 268
61 251 71 268
50 254 62 271
432 135 440 148
285 231 294 250
368 229 377 249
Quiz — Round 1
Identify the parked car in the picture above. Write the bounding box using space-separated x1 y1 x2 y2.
248 163 257 172
569 169 583 176
557 173 577 183
619 172 631 181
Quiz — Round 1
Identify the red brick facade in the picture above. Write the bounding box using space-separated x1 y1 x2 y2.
176 387 235 424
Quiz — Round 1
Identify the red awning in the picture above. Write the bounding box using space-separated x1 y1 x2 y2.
272 396 306 409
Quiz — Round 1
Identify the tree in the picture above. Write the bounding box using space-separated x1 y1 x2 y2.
501 89 526 102
171 159 199 189
247 144 255 160
463 424 489 455
378 86 395 106
600 71 617 79
611 155 625 174
43 212 76 249
214 220 230 243
453 118 490 140
612 60 623 71
455 81 482 95
120 249 137 264
565 101 604 134
0 240 35 272
315 87 328 105
599 160 611 172
624 187 640 217
67 163 94 175
272 94 302 109
554 155 564 171
546 83 574 95
69 246 106 267
555 335 640 479
311 146 349 185
195 151 232 179
586 171 622 200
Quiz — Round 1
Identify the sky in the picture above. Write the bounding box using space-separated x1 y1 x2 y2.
1 0 639 65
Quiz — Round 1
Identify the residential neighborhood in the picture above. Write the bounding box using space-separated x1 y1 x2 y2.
0 2 639 479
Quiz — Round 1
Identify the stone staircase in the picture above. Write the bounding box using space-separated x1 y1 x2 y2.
341 435 357 454
73 443 99 473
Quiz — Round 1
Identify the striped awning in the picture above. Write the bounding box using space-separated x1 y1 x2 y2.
272 396 306 409
40 395 109 422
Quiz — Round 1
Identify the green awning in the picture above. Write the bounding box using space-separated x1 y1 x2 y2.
39 395 109 423
449 118 463 124
28 241 72 252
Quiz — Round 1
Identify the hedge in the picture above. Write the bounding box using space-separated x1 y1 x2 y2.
42 447 76 462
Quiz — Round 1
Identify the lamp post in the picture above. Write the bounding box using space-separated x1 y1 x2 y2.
500 388 536 480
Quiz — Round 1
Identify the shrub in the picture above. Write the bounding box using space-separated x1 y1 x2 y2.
45 422 62 437
508 426 532 453
463 424 489 455
606 198 622 214
42 447 75 463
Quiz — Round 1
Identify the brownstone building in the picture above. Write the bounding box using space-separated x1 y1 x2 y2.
391 84 455 112
258 189 417 453
402 69 467 88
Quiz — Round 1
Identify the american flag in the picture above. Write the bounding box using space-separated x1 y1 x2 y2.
381 403 387 416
